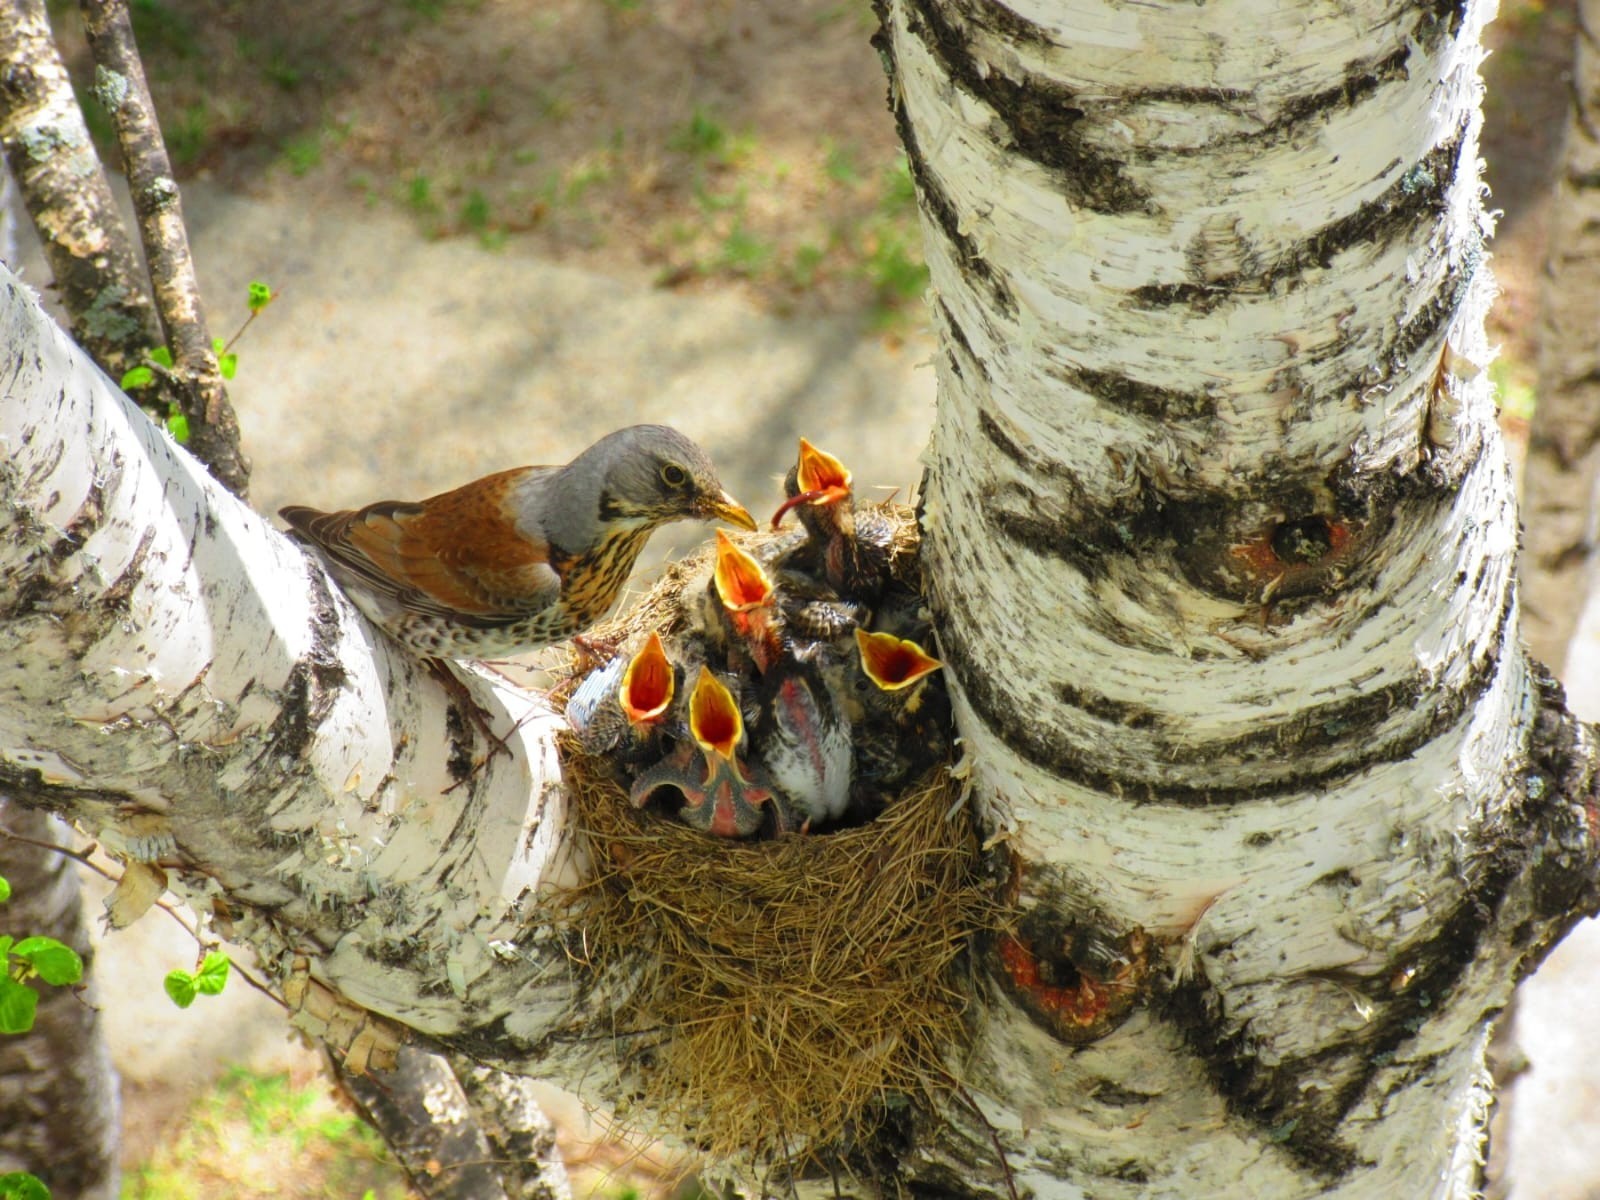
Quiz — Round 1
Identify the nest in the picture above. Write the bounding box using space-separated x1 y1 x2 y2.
559 741 992 1161
547 507 1002 1163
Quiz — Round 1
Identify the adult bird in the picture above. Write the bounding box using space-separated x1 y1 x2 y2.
280 424 756 660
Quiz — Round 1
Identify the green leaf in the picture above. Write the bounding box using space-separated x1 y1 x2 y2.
11 938 83 986
247 280 273 312
166 410 191 444
0 976 38 1034
0 935 13 961
195 951 230 996
150 345 174 368
120 365 156 390
0 875 10 903
164 969 198 1009
217 352 238 380
0 1170 53 1200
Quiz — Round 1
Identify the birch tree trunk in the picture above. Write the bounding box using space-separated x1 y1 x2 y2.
0 163 121 1200
886 0 1599 1192
3 0 1599 1197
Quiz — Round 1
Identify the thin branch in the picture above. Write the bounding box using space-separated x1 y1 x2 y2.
76 0 251 498
0 822 287 1010
0 0 160 384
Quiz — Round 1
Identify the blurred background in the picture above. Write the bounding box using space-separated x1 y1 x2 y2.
7 0 1586 1195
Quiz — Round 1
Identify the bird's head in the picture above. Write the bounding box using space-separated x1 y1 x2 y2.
591 425 756 532
772 437 853 529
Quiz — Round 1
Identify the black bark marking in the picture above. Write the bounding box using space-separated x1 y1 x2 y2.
974 412 1083 483
898 0 1151 214
936 298 989 382
0 469 111 620
1160 975 1362 1177
262 567 347 766
888 96 1019 319
1044 356 1218 421
936 569 1512 806
1266 48 1412 144
1389 254 1478 368
1413 0 1470 46
1054 682 1168 732
1133 47 1412 161
1131 135 1464 311
1165 730 1537 1174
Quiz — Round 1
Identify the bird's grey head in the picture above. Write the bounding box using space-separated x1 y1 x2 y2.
578 425 756 533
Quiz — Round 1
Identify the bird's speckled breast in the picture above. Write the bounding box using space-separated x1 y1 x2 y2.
554 526 653 632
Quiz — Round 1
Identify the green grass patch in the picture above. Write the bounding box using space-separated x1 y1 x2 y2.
120 1067 408 1200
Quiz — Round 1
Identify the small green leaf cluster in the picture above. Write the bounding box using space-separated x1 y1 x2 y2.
0 875 85 1037
0 1171 51 1199
117 281 276 442
164 950 230 1009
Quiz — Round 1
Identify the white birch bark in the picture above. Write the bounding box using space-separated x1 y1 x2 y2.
887 0 1598 1193
2 0 1599 1194
0 266 599 1082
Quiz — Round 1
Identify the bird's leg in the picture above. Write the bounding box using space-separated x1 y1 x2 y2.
570 633 623 672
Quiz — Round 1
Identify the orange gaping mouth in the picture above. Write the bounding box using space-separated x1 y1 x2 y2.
713 529 774 612
689 666 743 758
855 629 943 690
796 437 851 498
620 631 675 723
771 437 853 528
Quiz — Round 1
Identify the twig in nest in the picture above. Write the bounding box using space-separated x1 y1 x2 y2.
77 0 251 498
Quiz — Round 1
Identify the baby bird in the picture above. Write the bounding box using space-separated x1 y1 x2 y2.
630 667 788 838
770 437 895 606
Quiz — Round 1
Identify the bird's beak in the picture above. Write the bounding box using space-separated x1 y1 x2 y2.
620 631 676 724
713 529 774 612
689 666 744 759
795 438 852 505
855 629 943 691
702 489 758 531
771 437 853 527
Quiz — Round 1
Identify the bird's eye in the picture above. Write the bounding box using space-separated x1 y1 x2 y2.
660 462 689 488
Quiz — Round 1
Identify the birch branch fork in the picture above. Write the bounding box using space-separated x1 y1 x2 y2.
77 0 250 498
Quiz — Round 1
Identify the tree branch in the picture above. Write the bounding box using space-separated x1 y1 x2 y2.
76 0 250 497
0 0 160 385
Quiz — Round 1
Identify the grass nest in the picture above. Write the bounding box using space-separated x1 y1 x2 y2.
548 509 1002 1163
559 744 991 1161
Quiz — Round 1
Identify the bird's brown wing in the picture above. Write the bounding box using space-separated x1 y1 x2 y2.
281 468 563 622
